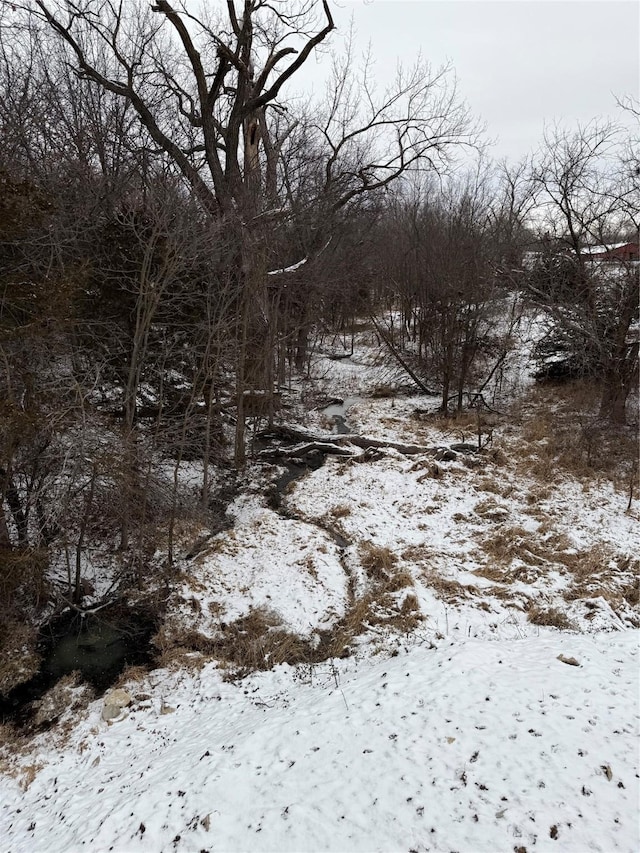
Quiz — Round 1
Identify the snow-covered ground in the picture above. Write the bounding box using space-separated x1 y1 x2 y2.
1 326 638 853
2 631 638 853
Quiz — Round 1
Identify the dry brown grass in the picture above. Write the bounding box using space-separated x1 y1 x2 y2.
400 544 433 564
439 410 480 432
330 504 352 519
474 498 510 523
0 758 44 791
152 624 216 669
320 543 424 640
621 578 639 606
479 525 576 572
421 570 479 603
360 542 398 580
0 549 50 697
561 550 639 612
400 593 420 614
527 605 574 630
366 591 423 633
213 609 309 677
114 664 149 689
416 463 444 482
212 586 424 674
451 511 472 523
515 382 638 487
0 620 41 697
383 569 414 592
0 548 49 611
154 610 310 677
475 476 515 498
371 385 397 399
482 584 524 605
474 562 541 585
525 485 553 505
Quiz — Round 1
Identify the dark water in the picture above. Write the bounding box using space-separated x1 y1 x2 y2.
0 609 156 724
42 615 149 687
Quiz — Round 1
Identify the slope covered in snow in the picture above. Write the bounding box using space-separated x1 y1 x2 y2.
1 326 638 853
1 632 638 853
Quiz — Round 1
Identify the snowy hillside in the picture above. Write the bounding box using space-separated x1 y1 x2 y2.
1 328 638 853
2 632 638 853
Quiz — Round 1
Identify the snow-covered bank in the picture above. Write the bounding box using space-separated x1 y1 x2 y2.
1 325 638 853
1 631 638 853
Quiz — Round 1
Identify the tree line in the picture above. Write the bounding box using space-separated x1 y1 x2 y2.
0 1 637 615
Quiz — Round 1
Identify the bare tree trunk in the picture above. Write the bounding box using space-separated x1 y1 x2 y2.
234 295 250 467
599 372 631 423
0 470 28 547
74 463 97 603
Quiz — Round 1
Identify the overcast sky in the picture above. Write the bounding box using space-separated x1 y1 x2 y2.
316 0 639 163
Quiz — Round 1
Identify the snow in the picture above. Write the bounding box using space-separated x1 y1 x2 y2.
164 493 348 639
581 242 635 255
1 633 638 853
1 322 638 853
267 257 308 275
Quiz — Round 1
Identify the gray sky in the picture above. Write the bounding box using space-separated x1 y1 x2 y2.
320 0 639 163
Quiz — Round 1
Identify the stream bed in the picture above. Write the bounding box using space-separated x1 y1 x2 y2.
0 606 157 726
322 396 360 434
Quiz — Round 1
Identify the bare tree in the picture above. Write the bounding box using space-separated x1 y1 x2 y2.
373 163 518 414
24 0 477 461
527 120 639 423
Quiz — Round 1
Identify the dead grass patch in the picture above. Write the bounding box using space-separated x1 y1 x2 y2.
565 544 616 579
154 537 429 681
525 486 553 505
0 759 44 791
401 544 433 563
422 571 479 602
203 600 222 616
400 593 420 614
0 548 49 611
31 672 95 728
440 411 479 432
360 542 398 580
0 620 41 697
487 447 509 466
475 476 514 498
474 498 510 523
152 624 215 668
367 591 423 633
621 579 639 606
371 385 396 399
410 458 436 472
527 605 574 630
330 504 351 519
516 383 638 487
385 569 414 592
479 524 576 571
114 664 149 689
318 562 423 656
179 572 210 594
213 609 309 677
561 551 639 612
474 562 541 585
452 512 472 523
416 463 444 481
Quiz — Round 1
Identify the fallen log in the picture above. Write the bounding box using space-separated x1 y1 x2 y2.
258 441 354 461
256 424 477 458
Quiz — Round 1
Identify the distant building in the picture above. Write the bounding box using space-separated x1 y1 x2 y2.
580 241 639 262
